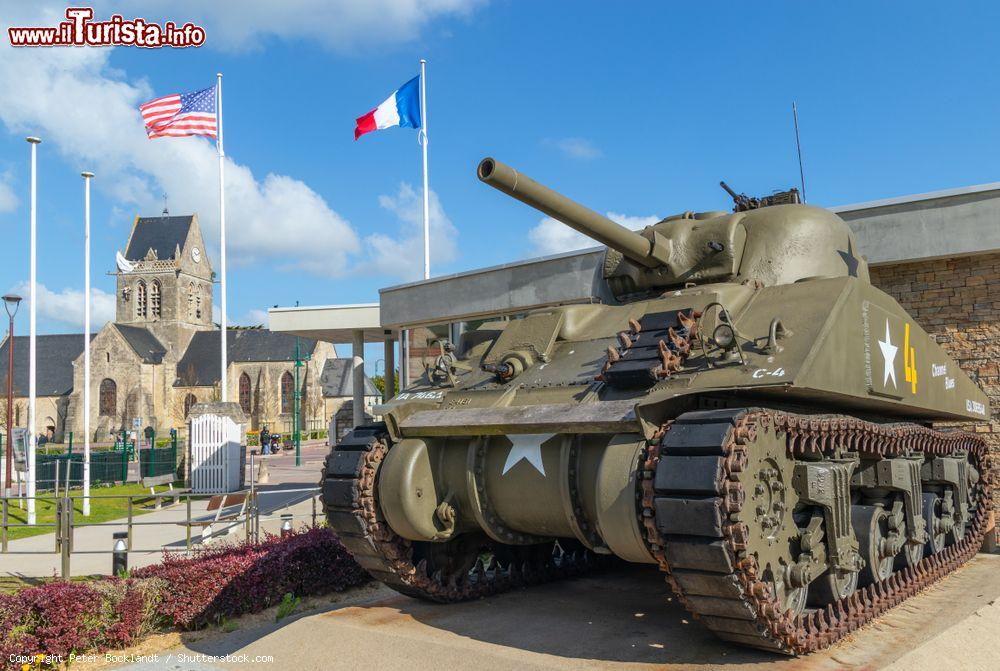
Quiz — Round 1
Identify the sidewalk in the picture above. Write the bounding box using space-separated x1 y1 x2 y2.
0 443 331 578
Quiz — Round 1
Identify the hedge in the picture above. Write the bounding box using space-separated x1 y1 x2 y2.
0 528 368 665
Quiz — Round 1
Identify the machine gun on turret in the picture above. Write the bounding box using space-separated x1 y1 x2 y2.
719 180 801 212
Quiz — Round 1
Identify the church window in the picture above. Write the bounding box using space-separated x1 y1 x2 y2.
280 371 294 414
135 280 147 318
187 283 195 320
99 378 116 416
184 393 197 418
106 352 110 363
196 295 202 320
239 373 251 414
150 280 161 318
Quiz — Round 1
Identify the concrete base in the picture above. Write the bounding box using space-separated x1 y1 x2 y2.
114 554 1000 671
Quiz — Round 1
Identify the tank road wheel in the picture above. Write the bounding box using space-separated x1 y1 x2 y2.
852 505 894 586
807 560 859 606
321 424 601 603
923 493 947 556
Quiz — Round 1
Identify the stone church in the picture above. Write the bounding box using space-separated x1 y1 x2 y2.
0 214 377 442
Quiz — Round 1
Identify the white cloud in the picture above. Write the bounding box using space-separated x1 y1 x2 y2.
107 0 486 53
242 308 270 327
0 2 478 280
527 211 661 257
0 170 17 213
11 281 115 330
364 183 458 281
544 137 601 160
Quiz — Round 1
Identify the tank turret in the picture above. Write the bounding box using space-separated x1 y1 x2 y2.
478 157 869 299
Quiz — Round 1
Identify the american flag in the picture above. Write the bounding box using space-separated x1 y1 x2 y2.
140 85 217 139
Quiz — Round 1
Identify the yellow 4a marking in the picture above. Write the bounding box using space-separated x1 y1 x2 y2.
903 323 917 394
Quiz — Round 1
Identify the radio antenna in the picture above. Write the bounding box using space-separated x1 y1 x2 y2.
792 102 807 202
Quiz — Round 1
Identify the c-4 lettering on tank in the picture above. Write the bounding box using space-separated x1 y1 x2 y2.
751 367 785 379
395 391 444 400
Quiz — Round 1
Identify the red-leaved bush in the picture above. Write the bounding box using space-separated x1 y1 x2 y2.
133 526 368 629
0 527 369 665
0 577 164 664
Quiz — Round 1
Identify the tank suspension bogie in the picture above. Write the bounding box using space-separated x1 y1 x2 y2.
643 407 990 654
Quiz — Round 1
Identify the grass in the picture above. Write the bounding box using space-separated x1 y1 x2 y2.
1 481 180 542
0 574 99 594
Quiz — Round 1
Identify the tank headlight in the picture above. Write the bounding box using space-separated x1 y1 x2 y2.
713 324 736 349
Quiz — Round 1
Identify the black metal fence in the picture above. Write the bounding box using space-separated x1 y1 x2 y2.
31 443 179 491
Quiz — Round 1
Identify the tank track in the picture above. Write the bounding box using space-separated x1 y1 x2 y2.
641 407 991 654
320 423 603 602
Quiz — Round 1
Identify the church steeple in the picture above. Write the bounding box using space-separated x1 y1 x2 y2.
115 213 214 353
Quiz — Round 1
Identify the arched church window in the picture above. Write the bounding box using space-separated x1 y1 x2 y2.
150 280 161 318
135 281 147 318
187 283 195 320
99 379 116 416
196 295 202 320
184 393 197 418
239 373 251 414
280 371 294 414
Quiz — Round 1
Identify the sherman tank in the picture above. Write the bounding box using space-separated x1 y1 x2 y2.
322 157 991 654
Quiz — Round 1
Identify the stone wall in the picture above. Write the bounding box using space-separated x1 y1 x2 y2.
869 252 1000 514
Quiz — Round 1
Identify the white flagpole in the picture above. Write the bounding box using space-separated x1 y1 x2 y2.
419 59 430 280
217 73 228 402
25 136 40 526
81 171 94 516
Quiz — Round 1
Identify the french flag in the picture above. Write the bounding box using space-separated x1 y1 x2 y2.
354 75 422 140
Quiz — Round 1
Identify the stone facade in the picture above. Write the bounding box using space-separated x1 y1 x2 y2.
869 252 1000 513
0 213 363 443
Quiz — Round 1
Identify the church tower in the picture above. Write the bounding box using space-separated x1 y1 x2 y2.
115 214 214 353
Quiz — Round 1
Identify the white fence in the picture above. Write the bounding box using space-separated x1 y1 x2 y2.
189 414 242 493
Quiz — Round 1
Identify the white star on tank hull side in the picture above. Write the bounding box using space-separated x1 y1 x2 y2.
502 434 554 476
879 319 899 388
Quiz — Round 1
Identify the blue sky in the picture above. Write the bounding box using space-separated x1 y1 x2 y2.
1 0 999 353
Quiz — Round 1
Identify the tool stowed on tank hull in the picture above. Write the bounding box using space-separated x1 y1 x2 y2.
321 158 992 655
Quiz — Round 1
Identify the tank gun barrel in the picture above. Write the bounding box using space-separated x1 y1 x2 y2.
478 157 663 268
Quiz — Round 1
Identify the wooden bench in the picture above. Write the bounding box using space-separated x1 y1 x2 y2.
188 493 248 544
140 474 181 509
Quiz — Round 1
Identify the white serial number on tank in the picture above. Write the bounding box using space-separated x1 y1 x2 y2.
751 367 786 379
396 391 444 400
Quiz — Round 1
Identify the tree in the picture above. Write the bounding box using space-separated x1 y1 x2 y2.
1 397 24 437
371 371 400 396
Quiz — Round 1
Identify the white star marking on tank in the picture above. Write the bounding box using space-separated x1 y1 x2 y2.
878 319 898 388
502 434 554 476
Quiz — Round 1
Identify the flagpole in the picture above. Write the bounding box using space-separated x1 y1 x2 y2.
420 59 430 280
216 73 228 402
25 136 40 526
81 171 93 516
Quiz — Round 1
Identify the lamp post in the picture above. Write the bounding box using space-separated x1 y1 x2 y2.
3 294 22 497
292 337 310 467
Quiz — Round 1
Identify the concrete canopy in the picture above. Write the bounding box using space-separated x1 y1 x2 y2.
267 303 389 343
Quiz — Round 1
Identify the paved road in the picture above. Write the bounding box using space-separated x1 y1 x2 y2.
114 553 1000 671
0 443 330 577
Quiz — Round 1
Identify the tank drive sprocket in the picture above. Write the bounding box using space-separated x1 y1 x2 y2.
642 407 990 654
321 424 606 602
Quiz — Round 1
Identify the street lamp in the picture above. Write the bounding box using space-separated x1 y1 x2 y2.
3 294 22 496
